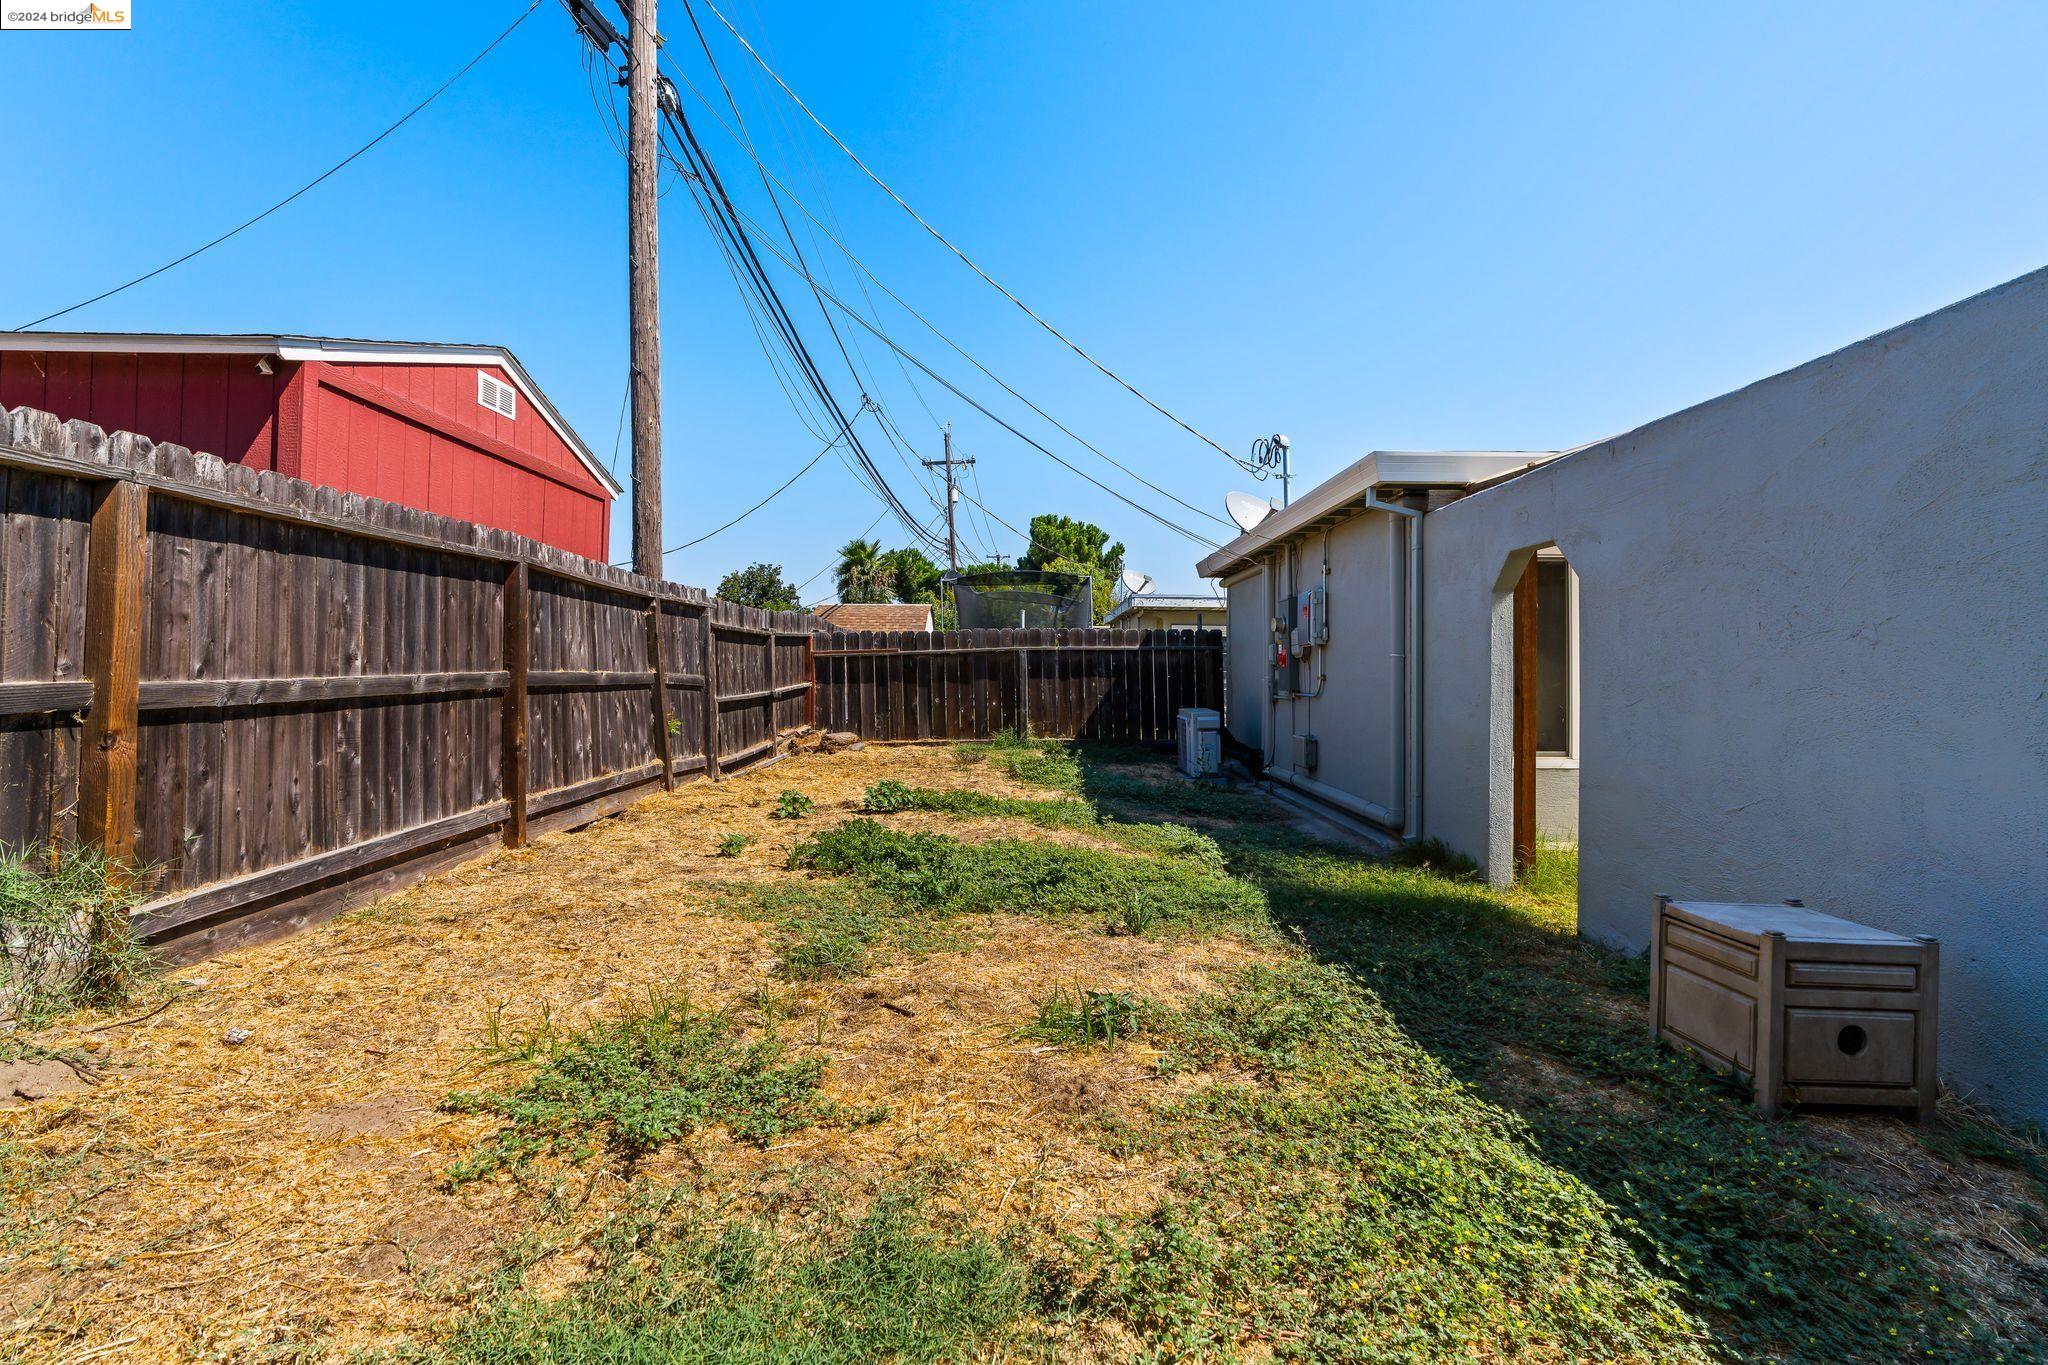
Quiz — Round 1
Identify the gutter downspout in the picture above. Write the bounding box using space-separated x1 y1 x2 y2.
1365 491 1423 841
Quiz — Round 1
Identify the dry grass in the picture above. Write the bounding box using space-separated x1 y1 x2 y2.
0 746 1277 1362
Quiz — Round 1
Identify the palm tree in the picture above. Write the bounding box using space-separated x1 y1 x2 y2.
834 538 892 604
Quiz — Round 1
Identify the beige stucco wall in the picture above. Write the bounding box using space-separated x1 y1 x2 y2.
1220 511 1407 820
1419 267 2048 1117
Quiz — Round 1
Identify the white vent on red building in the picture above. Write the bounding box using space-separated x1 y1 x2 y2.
477 371 517 419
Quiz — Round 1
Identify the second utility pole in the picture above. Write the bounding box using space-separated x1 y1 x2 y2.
625 0 663 578
922 426 975 571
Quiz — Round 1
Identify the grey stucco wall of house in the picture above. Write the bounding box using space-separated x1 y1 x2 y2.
1273 513 1404 810
1419 267 2048 1117
1219 514 1408 818
1224 569 1267 752
1536 766 1578 842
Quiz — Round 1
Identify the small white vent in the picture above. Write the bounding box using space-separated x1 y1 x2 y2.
477 371 517 420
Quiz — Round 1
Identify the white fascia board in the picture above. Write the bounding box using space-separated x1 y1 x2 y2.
1194 450 1560 579
0 332 621 496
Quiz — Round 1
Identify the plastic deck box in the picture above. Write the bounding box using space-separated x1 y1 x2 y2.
1650 896 1939 1121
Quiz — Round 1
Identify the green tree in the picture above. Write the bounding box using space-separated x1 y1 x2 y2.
715 562 800 612
878 547 942 604
1019 515 1125 622
1019 515 1125 578
834 538 892 604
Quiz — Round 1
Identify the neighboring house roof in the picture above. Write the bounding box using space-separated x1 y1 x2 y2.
1196 450 1560 579
0 331 621 496
1106 593 1225 624
815 602 935 632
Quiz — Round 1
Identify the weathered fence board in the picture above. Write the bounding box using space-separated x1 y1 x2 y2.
812 627 1222 743
0 405 817 959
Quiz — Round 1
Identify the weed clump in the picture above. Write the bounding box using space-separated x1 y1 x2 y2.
0 845 155 1030
862 779 916 813
717 881 954 985
771 791 816 820
713 833 753 858
1021 987 1149 1048
443 991 847 1184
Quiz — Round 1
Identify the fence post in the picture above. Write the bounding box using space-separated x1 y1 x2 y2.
701 607 722 780
646 598 674 790
1015 644 1030 739
804 628 817 731
78 479 149 866
501 562 529 847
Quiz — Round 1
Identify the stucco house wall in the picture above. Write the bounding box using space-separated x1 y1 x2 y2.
1535 765 1579 843
1419 267 2048 1116
1218 513 1407 817
1277 513 1404 806
1224 569 1268 751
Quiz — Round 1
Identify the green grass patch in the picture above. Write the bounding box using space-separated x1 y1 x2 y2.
430 1178 1036 1364
954 731 1084 792
791 818 1262 937
1020 987 1150 1048
1062 958 1709 1361
718 880 958 983
900 786 1099 830
0 844 156 1030
1516 842 1578 905
442 991 854 1185
1223 835 2041 1360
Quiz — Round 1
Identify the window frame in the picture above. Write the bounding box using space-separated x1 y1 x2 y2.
1534 551 1579 769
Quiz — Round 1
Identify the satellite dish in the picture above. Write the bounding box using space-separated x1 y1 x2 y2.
1120 569 1156 596
1224 491 1276 533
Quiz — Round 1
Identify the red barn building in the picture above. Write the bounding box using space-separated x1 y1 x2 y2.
0 333 620 560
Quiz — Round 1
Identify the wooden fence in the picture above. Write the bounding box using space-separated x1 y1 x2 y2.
813 628 1223 743
0 405 815 959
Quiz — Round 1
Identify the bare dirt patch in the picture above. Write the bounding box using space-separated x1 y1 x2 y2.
0 745 1278 1362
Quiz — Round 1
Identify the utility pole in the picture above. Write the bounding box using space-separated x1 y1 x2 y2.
921 425 975 571
625 0 663 578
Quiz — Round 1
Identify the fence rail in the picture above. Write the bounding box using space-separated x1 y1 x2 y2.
0 405 815 959
813 628 1222 743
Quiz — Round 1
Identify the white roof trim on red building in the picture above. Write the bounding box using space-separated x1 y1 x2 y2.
0 331 623 496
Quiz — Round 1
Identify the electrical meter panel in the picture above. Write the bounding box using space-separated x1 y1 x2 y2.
1297 586 1329 649
1273 595 1300 695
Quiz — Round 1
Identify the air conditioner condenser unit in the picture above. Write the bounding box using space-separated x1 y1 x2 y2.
1177 707 1221 778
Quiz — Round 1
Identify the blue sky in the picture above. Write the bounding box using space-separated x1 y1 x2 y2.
6 1 2048 595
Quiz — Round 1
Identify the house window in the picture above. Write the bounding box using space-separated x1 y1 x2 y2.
477 371 517 420
1535 556 1577 763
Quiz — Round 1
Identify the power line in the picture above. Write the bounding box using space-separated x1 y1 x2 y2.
13 0 545 331
671 5 957 534
634 421 851 563
653 58 1236 532
719 201 1222 549
793 505 889 595
694 0 1257 475
658 101 945 555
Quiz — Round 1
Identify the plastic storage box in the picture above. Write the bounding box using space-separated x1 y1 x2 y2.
1650 896 1938 1121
